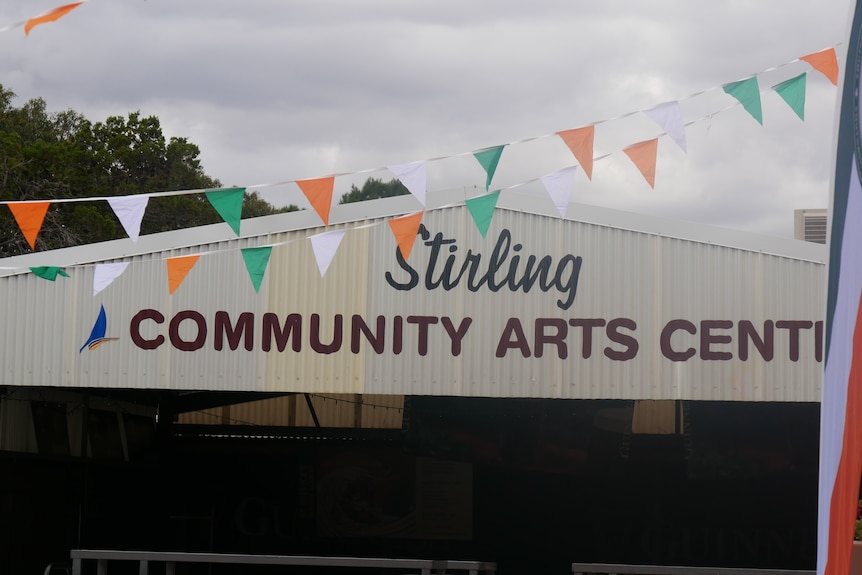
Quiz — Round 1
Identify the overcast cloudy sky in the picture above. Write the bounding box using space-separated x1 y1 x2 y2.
0 1 852 239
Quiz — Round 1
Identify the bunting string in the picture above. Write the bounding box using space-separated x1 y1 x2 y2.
0 45 838 211
0 38 842 294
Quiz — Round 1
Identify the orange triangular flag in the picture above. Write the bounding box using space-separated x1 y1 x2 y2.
166 255 201 295
801 48 839 86
24 2 84 36
296 176 335 225
387 212 424 260
556 126 595 179
622 139 659 189
8 201 50 250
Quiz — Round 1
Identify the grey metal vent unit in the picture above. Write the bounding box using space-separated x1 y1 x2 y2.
794 208 827 244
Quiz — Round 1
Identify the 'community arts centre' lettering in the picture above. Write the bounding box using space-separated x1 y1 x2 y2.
129 310 822 363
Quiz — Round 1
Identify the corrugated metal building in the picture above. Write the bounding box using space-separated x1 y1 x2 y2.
0 190 827 573
0 189 824 400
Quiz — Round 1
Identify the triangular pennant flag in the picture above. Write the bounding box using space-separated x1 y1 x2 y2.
93 262 129 296
107 195 149 242
205 187 245 236
24 2 84 36
30 266 69 281
241 247 272 293
773 73 807 121
722 77 763 125
296 176 335 225
556 126 595 179
465 192 501 237
166 255 200 295
622 139 659 189
8 201 50 250
473 145 506 191
387 161 427 206
540 166 578 218
643 101 687 153
387 212 424 260
801 47 839 86
309 230 347 277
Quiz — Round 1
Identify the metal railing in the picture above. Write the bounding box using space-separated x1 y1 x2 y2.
71 549 496 575
571 563 815 575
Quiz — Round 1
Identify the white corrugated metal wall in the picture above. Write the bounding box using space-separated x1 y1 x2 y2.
0 193 825 402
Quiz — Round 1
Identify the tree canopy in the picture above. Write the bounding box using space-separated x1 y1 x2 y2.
338 177 409 204
0 85 295 257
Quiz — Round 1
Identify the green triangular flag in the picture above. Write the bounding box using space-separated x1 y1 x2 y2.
30 266 69 281
473 145 506 191
722 77 763 125
205 187 245 236
465 191 501 237
773 73 806 121
241 246 272 293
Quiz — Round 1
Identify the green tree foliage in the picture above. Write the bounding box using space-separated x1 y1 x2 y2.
338 177 409 204
0 85 297 257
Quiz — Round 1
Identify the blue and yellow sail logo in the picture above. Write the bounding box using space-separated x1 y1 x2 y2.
79 305 119 352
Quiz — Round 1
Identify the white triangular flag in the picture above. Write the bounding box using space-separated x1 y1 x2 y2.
643 100 687 153
93 262 130 295
387 161 426 206
540 166 578 218
310 229 346 277
107 195 149 242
